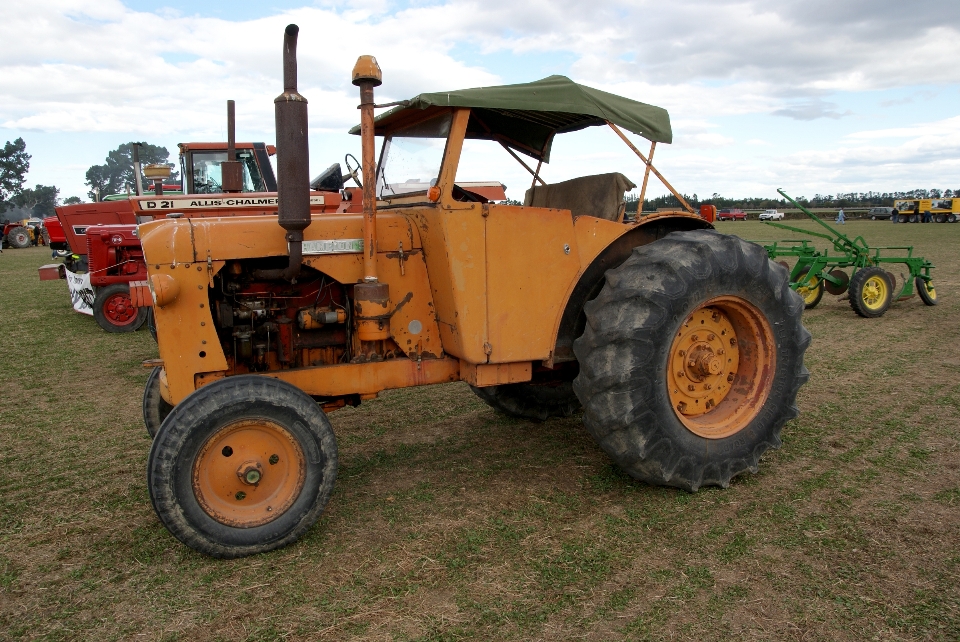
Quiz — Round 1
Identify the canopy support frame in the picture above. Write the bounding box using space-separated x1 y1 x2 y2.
606 122 693 215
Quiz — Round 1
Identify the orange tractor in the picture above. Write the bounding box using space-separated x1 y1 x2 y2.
139 25 810 557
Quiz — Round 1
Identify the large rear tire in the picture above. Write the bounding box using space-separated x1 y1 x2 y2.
470 381 581 421
148 375 338 558
143 367 173 439
572 230 810 491
93 283 148 332
7 226 31 249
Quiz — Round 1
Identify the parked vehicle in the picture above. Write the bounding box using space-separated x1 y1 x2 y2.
2 218 42 249
139 25 809 558
759 209 784 221
717 208 746 221
893 198 959 223
868 207 894 220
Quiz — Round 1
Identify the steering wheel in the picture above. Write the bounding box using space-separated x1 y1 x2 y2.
344 153 362 188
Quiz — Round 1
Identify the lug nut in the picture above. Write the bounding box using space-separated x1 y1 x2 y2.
688 384 695 391
691 334 699 342
677 401 687 412
704 383 712 390
235 491 246 501
707 333 716 341
727 373 735 382
678 371 686 378
269 454 279 465
730 337 737 346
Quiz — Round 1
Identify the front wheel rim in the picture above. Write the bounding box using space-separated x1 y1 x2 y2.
667 297 776 439
103 292 138 326
193 419 306 528
860 276 888 310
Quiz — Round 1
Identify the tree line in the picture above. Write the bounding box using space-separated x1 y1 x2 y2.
0 138 65 223
0 138 176 223
625 189 960 213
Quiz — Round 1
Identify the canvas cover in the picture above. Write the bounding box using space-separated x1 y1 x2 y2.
350 75 671 162
524 172 637 221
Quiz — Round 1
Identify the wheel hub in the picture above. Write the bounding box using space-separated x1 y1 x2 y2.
192 419 305 528
104 293 136 325
861 276 887 309
667 297 776 439
669 308 739 416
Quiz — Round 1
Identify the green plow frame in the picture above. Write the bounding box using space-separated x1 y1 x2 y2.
750 189 937 315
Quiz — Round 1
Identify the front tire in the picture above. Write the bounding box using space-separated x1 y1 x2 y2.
143 366 173 438
148 376 338 558
573 230 810 491
93 283 148 332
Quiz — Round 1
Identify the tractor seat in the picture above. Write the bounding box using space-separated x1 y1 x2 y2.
523 172 636 222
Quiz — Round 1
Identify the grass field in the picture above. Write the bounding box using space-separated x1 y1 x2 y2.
1 220 958 640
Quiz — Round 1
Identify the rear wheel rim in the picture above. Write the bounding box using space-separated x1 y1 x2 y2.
860 276 888 311
667 297 776 439
193 419 306 528
796 275 821 305
103 292 138 326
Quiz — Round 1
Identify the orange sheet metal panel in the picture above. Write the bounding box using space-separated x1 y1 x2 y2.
484 204 582 362
410 205 489 364
265 357 460 397
459 360 532 386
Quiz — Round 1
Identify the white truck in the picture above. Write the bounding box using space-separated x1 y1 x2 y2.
759 209 784 221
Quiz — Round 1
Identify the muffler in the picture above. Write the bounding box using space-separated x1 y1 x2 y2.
255 24 310 282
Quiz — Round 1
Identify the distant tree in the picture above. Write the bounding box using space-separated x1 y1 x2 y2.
0 137 31 211
63 196 83 205
85 142 178 200
11 184 60 218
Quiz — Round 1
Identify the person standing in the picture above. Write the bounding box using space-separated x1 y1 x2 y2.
836 208 845 225
913 202 921 223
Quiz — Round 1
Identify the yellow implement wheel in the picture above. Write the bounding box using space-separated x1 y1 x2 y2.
917 276 938 306
795 269 824 309
193 419 306 528
667 297 776 439
849 267 893 318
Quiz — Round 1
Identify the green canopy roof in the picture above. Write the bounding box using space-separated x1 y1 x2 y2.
349 75 671 163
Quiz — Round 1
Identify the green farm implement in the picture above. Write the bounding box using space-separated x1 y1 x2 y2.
752 189 937 318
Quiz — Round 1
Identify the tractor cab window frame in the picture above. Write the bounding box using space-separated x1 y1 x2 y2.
182 149 268 195
375 111 454 201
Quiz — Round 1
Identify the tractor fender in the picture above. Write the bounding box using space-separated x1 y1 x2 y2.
551 214 711 364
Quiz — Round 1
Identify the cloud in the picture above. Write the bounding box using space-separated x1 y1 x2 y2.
772 100 852 121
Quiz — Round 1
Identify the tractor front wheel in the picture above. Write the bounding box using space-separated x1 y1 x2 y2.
573 230 810 491
147 376 338 558
143 367 173 439
7 226 31 249
470 381 581 421
93 283 148 332
849 267 893 318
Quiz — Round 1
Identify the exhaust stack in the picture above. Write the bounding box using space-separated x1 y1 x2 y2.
221 100 243 193
257 24 310 282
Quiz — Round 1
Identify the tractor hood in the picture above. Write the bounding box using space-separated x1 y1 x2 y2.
348 75 672 163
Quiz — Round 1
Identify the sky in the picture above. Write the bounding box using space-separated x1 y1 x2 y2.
2 0 959 203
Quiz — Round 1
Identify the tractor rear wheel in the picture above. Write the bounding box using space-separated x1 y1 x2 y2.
93 283 148 332
143 366 173 439
147 375 338 558
917 277 938 306
470 381 581 421
849 267 892 318
573 230 810 491
795 268 824 309
7 226 31 249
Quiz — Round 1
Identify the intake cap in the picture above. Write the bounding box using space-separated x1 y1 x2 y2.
352 55 382 87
